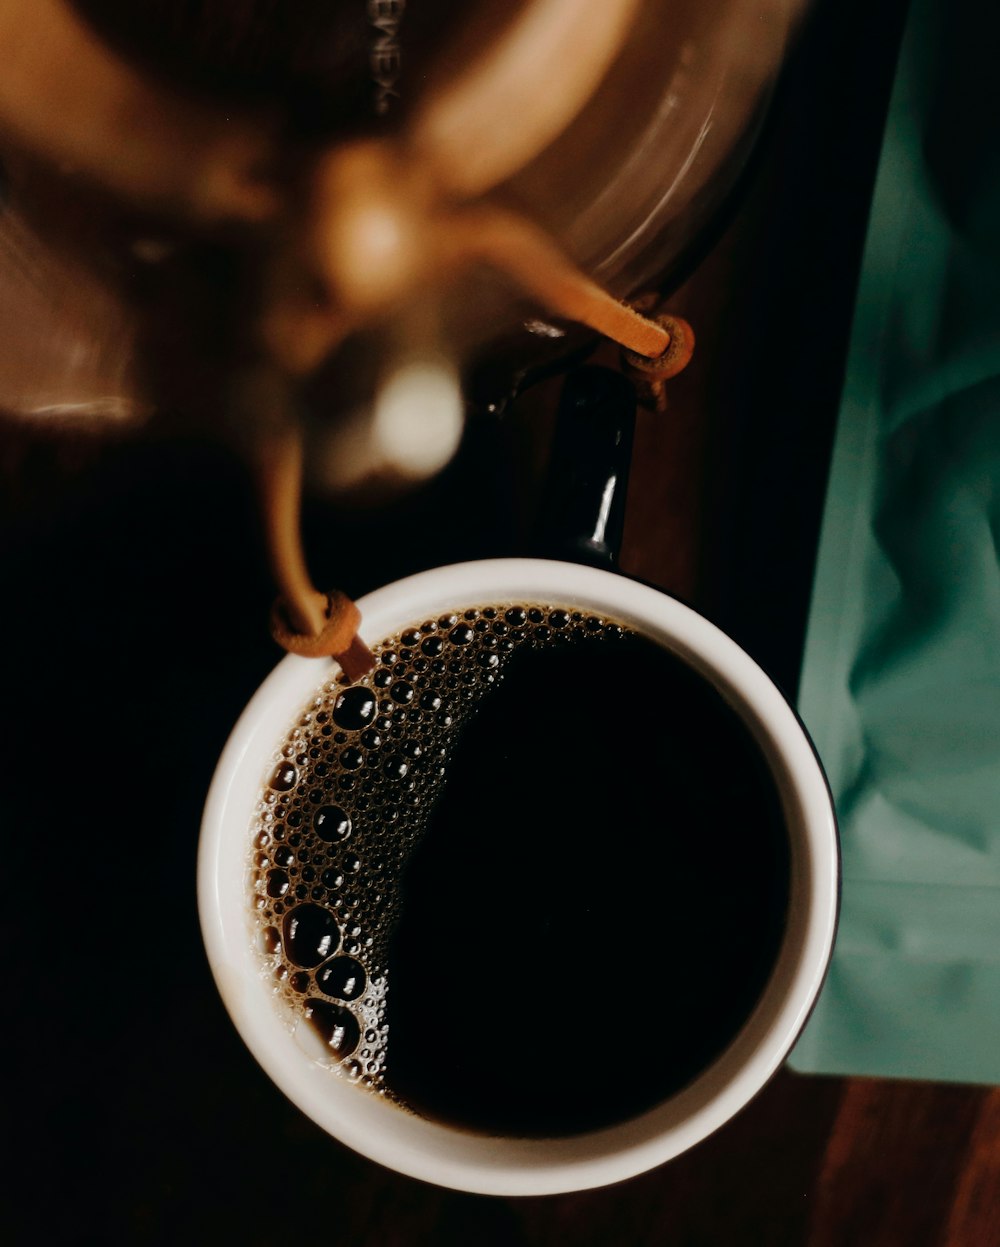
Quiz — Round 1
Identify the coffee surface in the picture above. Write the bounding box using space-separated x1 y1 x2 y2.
250 604 790 1136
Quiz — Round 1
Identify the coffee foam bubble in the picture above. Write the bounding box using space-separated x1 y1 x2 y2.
248 603 627 1100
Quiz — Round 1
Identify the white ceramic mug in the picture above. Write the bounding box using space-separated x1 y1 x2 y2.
199 555 838 1196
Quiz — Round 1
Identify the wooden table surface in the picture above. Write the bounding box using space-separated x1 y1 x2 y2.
4 1 998 1243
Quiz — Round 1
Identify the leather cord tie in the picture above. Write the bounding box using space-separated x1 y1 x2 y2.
621 312 695 413
270 589 375 682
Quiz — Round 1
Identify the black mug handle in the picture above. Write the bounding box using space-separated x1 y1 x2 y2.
532 365 636 570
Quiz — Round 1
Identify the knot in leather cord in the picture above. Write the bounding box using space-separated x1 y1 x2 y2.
270 589 375 682
621 313 695 412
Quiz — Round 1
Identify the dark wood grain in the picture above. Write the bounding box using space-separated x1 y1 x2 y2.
805 1081 991 1247
942 1091 1000 1246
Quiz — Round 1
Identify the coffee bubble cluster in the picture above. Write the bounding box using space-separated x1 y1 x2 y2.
249 602 627 1099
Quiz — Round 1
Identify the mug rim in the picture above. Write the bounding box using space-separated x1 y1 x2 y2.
199 557 838 1195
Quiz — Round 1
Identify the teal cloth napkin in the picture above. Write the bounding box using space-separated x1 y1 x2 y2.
789 0 1000 1083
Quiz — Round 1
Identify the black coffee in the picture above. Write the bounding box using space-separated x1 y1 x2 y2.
250 604 789 1137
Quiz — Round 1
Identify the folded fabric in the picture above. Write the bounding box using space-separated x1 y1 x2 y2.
790 0 1000 1083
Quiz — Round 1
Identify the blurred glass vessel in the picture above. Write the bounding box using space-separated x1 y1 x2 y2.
502 0 798 297
0 1 803 445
